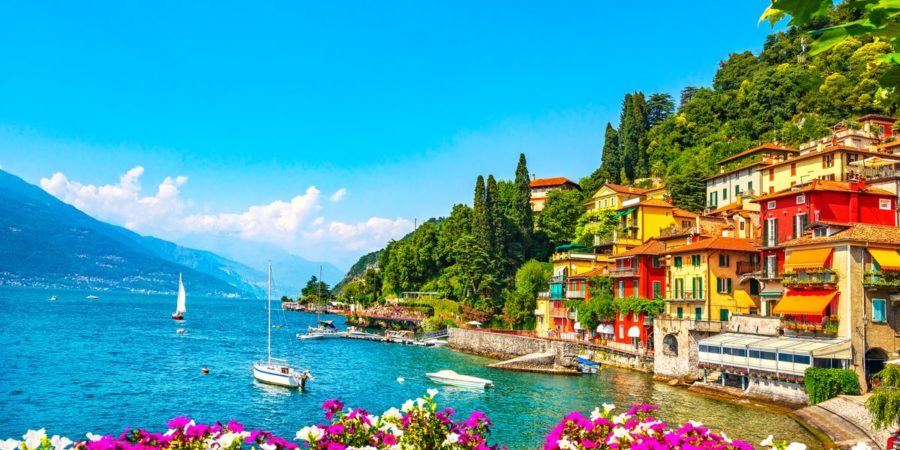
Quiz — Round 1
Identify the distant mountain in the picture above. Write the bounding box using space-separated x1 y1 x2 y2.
176 236 344 295
0 170 264 297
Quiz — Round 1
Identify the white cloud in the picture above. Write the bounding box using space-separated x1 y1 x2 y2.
39 167 411 265
329 188 347 203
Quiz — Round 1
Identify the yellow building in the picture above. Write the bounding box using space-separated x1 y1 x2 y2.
760 145 900 194
586 183 647 211
664 236 760 322
603 199 697 255
534 244 604 336
642 183 669 201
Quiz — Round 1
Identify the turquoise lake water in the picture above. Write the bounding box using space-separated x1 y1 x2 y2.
0 288 819 448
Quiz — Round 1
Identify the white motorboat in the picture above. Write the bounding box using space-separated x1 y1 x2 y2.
297 321 343 340
253 264 311 389
86 295 99 300
49 296 57 301
425 370 493 389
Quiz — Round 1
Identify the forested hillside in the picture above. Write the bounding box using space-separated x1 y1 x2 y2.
337 2 897 322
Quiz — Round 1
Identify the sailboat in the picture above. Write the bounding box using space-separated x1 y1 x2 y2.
253 263 311 389
297 266 343 340
171 273 186 320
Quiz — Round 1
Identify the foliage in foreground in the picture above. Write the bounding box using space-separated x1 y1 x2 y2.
803 367 861 405
866 363 900 430
3 392 837 450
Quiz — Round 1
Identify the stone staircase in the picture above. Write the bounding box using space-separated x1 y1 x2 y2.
794 395 887 450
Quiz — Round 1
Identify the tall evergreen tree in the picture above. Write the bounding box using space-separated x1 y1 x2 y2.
513 153 533 237
472 175 491 254
486 175 504 258
617 94 635 181
632 92 651 178
599 123 620 184
647 93 675 128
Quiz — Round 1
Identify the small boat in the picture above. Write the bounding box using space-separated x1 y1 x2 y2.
421 338 448 346
86 295 99 300
49 296 57 301
425 370 493 389
176 328 187 334
577 356 600 374
253 264 311 389
171 273 186 320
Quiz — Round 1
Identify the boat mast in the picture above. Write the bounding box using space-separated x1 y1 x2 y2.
317 266 322 322
267 262 272 364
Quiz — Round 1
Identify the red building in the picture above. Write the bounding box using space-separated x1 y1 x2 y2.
754 179 896 314
610 239 666 348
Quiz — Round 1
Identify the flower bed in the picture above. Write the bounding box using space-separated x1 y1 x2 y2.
1 391 840 450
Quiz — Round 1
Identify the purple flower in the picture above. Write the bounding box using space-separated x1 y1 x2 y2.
167 417 191 430
226 419 244 433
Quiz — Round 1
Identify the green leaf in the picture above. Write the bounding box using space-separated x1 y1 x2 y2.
765 0 832 26
809 27 852 56
879 65 900 90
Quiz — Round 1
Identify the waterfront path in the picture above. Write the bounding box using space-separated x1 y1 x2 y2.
794 395 887 450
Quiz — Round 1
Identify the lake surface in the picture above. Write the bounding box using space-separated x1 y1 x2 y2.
0 288 819 448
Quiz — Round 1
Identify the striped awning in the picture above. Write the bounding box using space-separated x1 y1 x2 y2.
773 291 837 315
869 249 900 271
784 248 833 271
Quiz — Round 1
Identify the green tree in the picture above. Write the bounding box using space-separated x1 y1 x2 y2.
486 175 505 259
536 189 585 247
502 259 551 326
472 175 490 254
301 275 331 301
647 93 676 127
513 153 534 237
866 364 900 431
574 208 618 246
600 123 621 184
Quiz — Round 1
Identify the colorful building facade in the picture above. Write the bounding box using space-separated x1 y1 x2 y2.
530 177 580 214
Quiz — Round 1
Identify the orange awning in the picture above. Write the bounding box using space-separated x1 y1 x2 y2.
783 248 833 271
869 249 900 271
772 291 837 315
734 290 758 309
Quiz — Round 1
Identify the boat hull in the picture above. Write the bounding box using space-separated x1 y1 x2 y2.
172 314 184 320
252 363 305 389
425 373 492 389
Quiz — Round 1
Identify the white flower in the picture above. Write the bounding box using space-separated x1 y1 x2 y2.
557 438 575 450
590 407 601 420
612 413 627 424
295 427 323 442
720 432 732 443
785 443 807 450
851 443 872 450
401 400 415 412
0 439 19 450
85 434 103 442
383 407 402 420
260 444 276 450
163 429 176 437
50 436 71 450
442 432 460 446
415 398 426 408
688 420 703 428
612 427 629 440
427 388 439 398
602 403 615 413
184 420 195 431
215 432 237 448
23 429 46 450
760 435 774 447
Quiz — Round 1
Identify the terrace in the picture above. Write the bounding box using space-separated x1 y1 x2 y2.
781 269 838 290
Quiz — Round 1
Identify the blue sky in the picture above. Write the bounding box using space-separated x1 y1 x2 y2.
0 1 782 268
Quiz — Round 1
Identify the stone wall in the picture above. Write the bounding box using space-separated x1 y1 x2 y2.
653 318 718 379
726 314 781 336
745 378 808 405
448 328 579 360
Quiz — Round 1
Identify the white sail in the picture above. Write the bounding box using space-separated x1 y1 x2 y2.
176 273 186 314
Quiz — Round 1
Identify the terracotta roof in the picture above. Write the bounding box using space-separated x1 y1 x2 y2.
858 114 897 123
753 179 894 202
569 267 607 279
781 223 900 247
603 183 648 195
615 239 667 257
704 160 773 181
764 145 900 170
717 143 798 165
876 140 900 150
530 177 580 189
708 201 742 215
636 198 674 208
673 208 698 218
666 236 757 254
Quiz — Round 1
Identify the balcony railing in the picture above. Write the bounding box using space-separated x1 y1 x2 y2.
664 291 704 302
537 291 549 299
534 308 543 316
781 270 838 289
566 290 585 299
783 319 839 338
655 316 723 332
609 267 638 278
844 167 900 183
863 271 900 290
550 307 569 318
594 234 615 246
736 261 760 275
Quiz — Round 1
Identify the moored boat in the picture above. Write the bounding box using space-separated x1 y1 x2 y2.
425 370 493 389
86 295 99 299
253 263 311 389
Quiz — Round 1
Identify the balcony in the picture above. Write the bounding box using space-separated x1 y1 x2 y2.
550 307 569 319
783 318 839 338
550 275 566 283
566 290 585 299
551 251 597 263
844 167 900 183
736 261 760 275
781 270 838 290
609 267 638 278
664 291 705 302
864 271 900 290
656 316 723 332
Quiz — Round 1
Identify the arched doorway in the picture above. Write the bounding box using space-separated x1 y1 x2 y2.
865 348 888 387
663 334 678 356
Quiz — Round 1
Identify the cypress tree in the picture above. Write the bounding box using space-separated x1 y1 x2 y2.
513 153 533 235
618 93 636 182
600 123 620 184
472 175 491 253
486 175 504 258
632 92 650 179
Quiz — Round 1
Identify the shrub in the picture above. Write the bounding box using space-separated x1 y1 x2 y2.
804 368 861 405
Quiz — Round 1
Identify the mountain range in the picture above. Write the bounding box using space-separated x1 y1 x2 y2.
0 169 341 297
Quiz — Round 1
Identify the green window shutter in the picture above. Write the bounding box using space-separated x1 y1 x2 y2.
727 278 732 293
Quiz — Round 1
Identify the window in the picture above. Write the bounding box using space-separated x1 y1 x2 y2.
767 200 776 209
722 188 727 200
873 299 887 323
794 213 809 239
674 256 683 268
716 277 732 294
796 194 805 205
739 221 745 231
676 307 683 319
692 277 704 298
723 346 733 356
719 309 730 322
632 311 639 321
709 191 717 207
823 154 835 168
652 281 661 299
735 185 741 197
652 256 661 268
692 254 701 266
793 354 811 365
778 352 793 363
815 227 828 237
765 254 778 278
769 169 774 181
719 255 730 267
749 350 760 359
759 351 776 361
791 163 796 176
633 280 639 298
619 325 624 339
618 281 625 299
766 217 777 247
732 348 747 357
674 279 684 298
695 306 702 321
880 199 892 211
748 181 753 193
